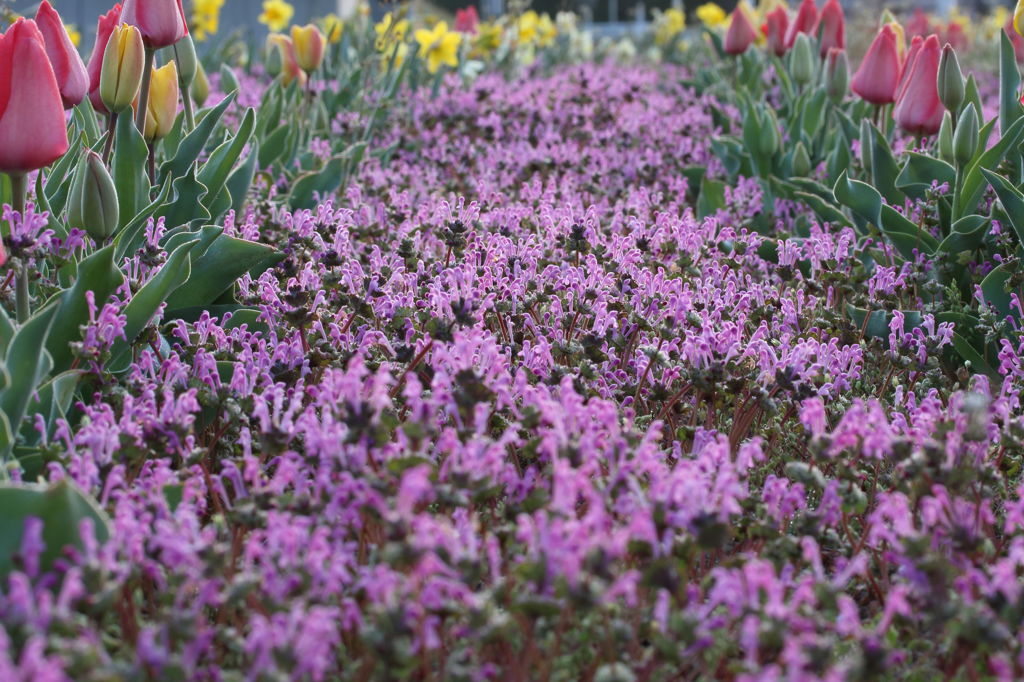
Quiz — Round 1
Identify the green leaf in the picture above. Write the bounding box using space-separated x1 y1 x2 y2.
164 234 282 313
0 307 57 456
20 370 82 447
198 107 255 213
980 264 1017 320
696 176 726 220
958 116 1024 217
111 111 150 228
113 176 174 262
1000 30 1023 139
833 171 881 226
879 205 940 258
951 332 998 378
794 191 851 227
154 168 210 229
0 480 110 578
847 305 923 340
258 124 291 168
42 245 126 373
288 156 346 210
896 152 956 199
120 239 199 345
159 92 236 182
981 168 1024 245
72 99 102 147
867 122 905 204
226 142 259 215
937 214 989 253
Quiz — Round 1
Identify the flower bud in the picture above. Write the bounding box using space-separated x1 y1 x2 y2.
825 48 848 103
100 23 145 114
937 43 964 115
937 111 954 164
191 60 209 107
859 118 872 169
174 34 198 89
144 60 179 142
792 141 811 176
790 33 815 87
953 105 979 167
291 24 326 74
69 150 120 242
760 109 780 157
723 6 757 56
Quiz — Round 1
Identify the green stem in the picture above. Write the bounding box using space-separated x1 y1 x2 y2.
174 43 196 132
134 46 156 135
10 173 28 322
102 112 118 164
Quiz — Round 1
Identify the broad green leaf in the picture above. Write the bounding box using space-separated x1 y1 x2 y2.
958 115 1024 217
834 171 881 226
198 107 256 212
159 92 236 182
112 176 174 261
226 142 260 215
120 239 199 345
981 168 1024 244
696 176 726 220
20 370 82 447
937 215 989 253
980 264 1017 320
111 111 150 228
164 234 282 313
847 305 923 340
154 168 210 229
896 152 956 199
879 205 940 258
0 307 57 457
288 156 346 210
1000 30 1023 137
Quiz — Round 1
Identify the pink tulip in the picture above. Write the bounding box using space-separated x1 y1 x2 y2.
762 7 789 57
816 0 845 56
35 1 88 109
1005 16 1024 63
0 19 69 173
785 0 819 50
724 7 758 56
455 6 479 34
86 3 122 114
894 35 924 105
121 0 188 49
894 34 943 136
851 25 902 105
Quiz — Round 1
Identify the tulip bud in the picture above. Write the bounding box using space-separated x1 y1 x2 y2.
121 0 188 49
100 23 145 114
760 108 780 157
792 141 811 176
174 34 198 89
723 7 757 56
86 3 123 115
825 48 849 103
143 61 179 142
791 33 815 87
291 24 326 74
937 111 954 164
894 35 943 136
763 7 789 57
191 61 209 107
937 43 964 116
785 0 818 50
852 25 901 105
69 150 120 242
953 105 979 167
35 1 89 109
265 37 282 77
816 0 846 57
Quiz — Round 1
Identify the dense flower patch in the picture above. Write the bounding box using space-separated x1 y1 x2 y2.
0 59 1021 679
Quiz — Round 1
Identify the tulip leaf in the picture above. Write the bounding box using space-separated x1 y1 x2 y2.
957 116 1024 217
0 306 57 458
162 225 222 258
937 214 989 253
0 480 110 579
112 111 151 228
164 234 283 314
1000 30 1023 138
878 205 939 259
288 156 347 210
846 306 923 340
155 168 210 229
19 370 83 448
42 245 126 373
226 141 259 215
696 176 726 220
896 153 957 200
219 64 240 95
258 124 294 169
121 239 200 346
981 168 1024 245
159 92 236 182
866 123 904 205
198 108 255 206
980 264 1017 321
833 171 881 227
113 176 174 262
793 191 851 227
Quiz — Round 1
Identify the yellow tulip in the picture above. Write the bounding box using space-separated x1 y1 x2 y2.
291 24 326 74
1015 0 1024 37
143 61 179 142
268 34 306 87
99 23 145 114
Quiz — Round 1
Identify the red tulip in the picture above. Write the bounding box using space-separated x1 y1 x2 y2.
86 3 122 114
120 0 188 49
906 8 932 39
0 19 69 173
724 7 758 56
785 0 819 50
895 35 924 104
763 7 789 57
816 0 845 56
894 34 943 136
455 6 479 34
35 1 88 109
851 25 901 105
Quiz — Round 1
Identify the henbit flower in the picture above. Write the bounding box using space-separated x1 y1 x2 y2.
414 21 461 74
259 0 294 33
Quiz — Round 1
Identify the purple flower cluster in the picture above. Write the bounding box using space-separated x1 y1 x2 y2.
3 63 1024 680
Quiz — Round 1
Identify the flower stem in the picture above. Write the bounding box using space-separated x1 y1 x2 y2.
134 46 156 135
10 173 29 322
173 43 196 132
102 112 118 164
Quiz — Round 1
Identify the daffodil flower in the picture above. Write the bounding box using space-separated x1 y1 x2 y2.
414 21 461 74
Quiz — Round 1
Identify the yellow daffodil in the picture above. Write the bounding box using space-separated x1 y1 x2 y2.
375 12 409 50
320 13 343 43
654 8 685 45
472 21 502 57
695 3 728 28
537 13 557 46
192 0 224 40
414 21 461 73
259 0 294 33
518 10 539 43
383 41 408 69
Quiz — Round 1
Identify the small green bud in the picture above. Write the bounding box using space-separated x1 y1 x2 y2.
793 142 811 176
937 43 965 115
760 108 780 157
69 151 120 242
824 48 849 103
174 34 199 89
192 61 210 108
953 105 980 167
791 34 815 87
938 111 954 164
